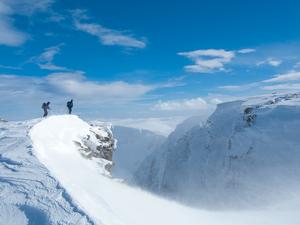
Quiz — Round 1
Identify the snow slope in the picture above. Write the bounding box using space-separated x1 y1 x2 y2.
28 114 300 225
0 118 93 225
135 92 300 209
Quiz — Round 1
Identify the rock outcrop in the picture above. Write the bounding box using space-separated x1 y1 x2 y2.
75 124 116 172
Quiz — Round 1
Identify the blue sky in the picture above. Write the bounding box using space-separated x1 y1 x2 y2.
1 0 300 127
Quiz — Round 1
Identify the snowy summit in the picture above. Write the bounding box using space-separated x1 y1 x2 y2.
1 95 300 224
2 1 300 224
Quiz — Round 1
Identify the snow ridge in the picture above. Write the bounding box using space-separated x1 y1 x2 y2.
0 119 93 225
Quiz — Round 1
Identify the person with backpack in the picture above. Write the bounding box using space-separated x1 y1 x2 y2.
42 102 50 117
67 99 73 114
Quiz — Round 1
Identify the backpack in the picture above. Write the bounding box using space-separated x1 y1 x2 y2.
67 101 73 108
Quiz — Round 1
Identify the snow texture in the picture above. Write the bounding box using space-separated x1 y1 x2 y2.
0 118 93 225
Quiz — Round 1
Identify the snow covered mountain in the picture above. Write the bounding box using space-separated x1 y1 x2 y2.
111 126 166 180
135 93 300 209
1 113 300 225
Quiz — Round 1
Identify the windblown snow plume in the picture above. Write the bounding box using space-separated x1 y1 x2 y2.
135 93 300 209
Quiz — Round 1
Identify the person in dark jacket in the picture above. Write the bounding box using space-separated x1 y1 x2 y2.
42 102 50 117
67 99 73 114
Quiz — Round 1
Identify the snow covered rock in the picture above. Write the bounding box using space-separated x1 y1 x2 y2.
135 93 300 209
30 115 116 175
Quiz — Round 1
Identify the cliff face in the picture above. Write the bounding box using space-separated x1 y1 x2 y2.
111 126 166 180
135 93 300 209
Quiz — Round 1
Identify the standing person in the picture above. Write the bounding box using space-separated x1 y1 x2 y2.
67 99 73 114
42 102 50 117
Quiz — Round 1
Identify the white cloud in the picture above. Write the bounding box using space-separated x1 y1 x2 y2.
0 19 28 46
218 82 262 92
0 2 28 46
72 9 146 49
262 83 300 91
0 64 21 70
46 72 156 99
1 0 53 15
47 13 65 22
178 49 235 73
0 72 179 120
293 62 300 68
107 116 187 136
0 0 53 46
262 71 300 83
257 57 282 67
218 85 243 90
208 98 223 104
153 97 209 111
218 71 300 93
30 44 68 71
177 47 257 73
237 48 256 54
0 72 159 102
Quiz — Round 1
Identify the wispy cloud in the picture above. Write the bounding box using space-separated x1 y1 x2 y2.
293 61 300 68
1 0 53 15
257 57 282 67
71 9 146 49
219 82 261 91
0 71 174 103
30 44 68 71
178 49 235 73
0 2 28 46
46 71 156 99
153 97 209 111
262 71 300 83
0 72 179 119
0 64 22 70
262 83 300 91
237 48 256 54
178 48 256 73
219 70 300 93
219 85 244 91
47 13 65 22
0 0 53 47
